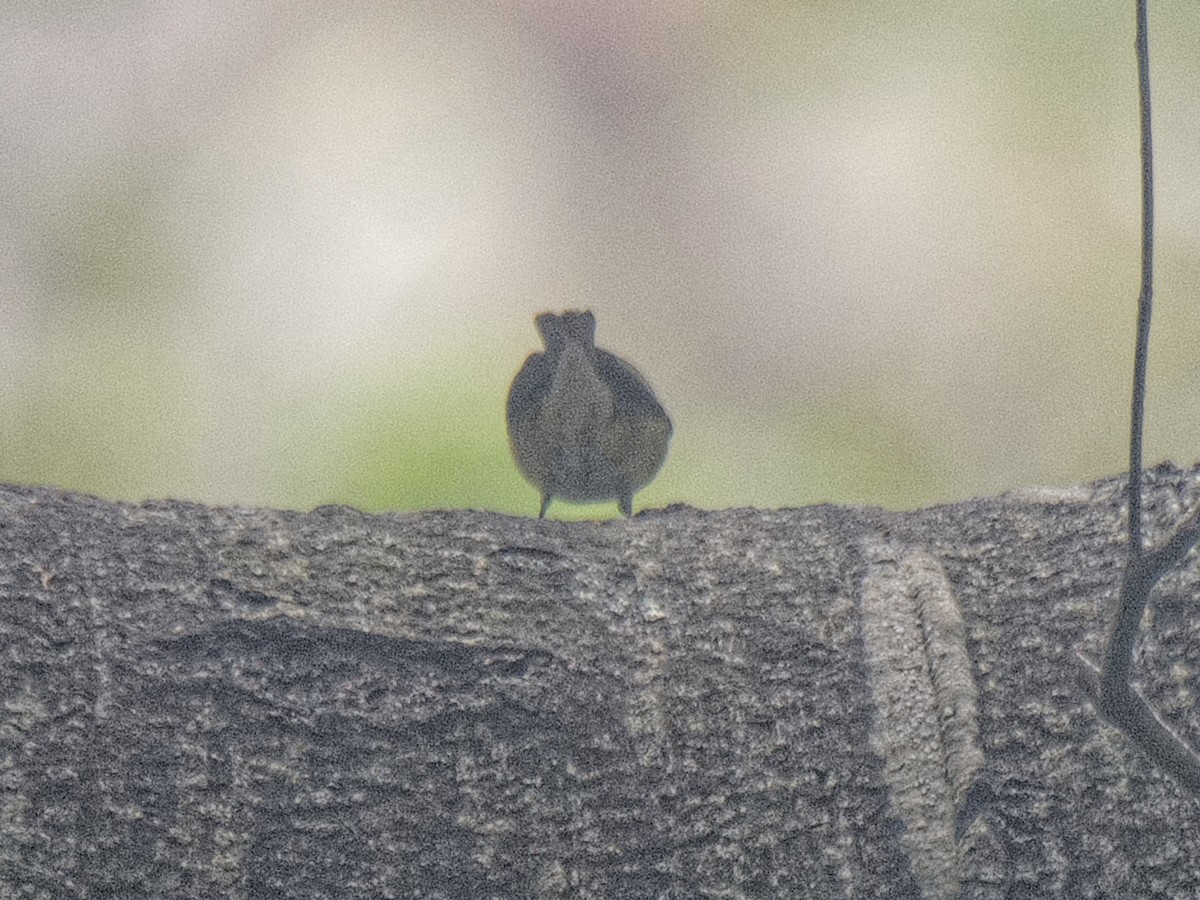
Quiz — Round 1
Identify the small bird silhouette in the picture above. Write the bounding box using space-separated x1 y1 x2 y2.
507 310 672 518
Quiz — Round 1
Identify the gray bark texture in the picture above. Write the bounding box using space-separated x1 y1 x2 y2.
2 466 1200 899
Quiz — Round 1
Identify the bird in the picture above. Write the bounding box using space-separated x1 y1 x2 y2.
506 310 672 518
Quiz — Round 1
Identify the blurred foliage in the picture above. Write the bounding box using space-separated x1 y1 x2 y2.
2 1 1198 515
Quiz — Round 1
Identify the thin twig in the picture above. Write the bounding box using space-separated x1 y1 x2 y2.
1125 0 1154 559
1101 0 1155 709
1091 0 1200 793
1081 654 1200 793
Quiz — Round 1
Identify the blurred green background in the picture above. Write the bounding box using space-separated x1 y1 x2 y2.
3 1 1199 518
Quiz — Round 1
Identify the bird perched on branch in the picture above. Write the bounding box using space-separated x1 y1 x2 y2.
506 310 672 518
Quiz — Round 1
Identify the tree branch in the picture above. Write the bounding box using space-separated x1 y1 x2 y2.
4 475 1200 896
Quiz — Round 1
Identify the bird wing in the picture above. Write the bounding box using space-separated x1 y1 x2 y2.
506 352 555 424
595 350 669 427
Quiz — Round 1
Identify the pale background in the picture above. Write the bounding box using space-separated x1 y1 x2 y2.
3 1 1199 518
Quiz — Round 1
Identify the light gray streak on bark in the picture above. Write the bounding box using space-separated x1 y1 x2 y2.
861 542 983 900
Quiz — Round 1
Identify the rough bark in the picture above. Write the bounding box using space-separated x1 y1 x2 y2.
2 465 1199 898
